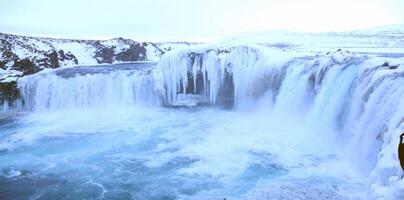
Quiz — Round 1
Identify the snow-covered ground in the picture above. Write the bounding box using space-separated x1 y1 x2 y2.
0 32 194 82
218 24 404 55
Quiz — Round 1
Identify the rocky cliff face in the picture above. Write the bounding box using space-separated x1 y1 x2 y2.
0 32 195 109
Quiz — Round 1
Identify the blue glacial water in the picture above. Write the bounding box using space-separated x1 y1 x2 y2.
0 106 365 200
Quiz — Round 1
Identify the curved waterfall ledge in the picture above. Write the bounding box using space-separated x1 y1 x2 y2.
17 63 162 111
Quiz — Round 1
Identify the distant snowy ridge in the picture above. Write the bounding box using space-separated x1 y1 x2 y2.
218 24 404 55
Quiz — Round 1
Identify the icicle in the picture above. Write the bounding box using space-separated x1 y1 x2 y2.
2 99 8 111
192 57 198 94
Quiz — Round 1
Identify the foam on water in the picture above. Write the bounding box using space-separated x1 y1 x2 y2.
0 106 365 200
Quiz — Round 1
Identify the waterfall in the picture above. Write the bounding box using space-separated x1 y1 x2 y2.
1 97 22 112
17 64 162 111
2 99 8 111
154 46 288 107
13 45 404 198
153 46 404 198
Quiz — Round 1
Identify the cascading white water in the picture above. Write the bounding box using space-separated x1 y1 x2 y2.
1 98 22 112
7 45 404 199
17 64 162 111
2 99 8 111
153 46 404 199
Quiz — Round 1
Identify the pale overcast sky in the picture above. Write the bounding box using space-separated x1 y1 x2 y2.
0 0 403 41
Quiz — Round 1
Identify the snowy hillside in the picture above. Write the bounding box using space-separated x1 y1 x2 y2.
0 32 194 82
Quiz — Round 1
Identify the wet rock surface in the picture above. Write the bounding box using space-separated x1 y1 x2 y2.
0 81 19 108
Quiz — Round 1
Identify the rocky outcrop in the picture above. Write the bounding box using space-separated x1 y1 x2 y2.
0 81 19 109
36 50 79 69
94 45 115 64
12 59 39 76
115 43 147 62
0 33 81 79
93 40 148 64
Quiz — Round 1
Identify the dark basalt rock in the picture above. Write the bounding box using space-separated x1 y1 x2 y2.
94 46 116 64
12 59 39 76
58 50 78 65
48 50 59 68
37 50 60 68
115 43 147 62
217 49 231 54
0 38 18 70
36 50 79 68
389 65 399 70
382 61 399 70
0 60 7 70
92 42 148 64
0 81 19 105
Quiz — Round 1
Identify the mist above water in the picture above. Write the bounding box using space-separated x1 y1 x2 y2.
0 103 363 200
